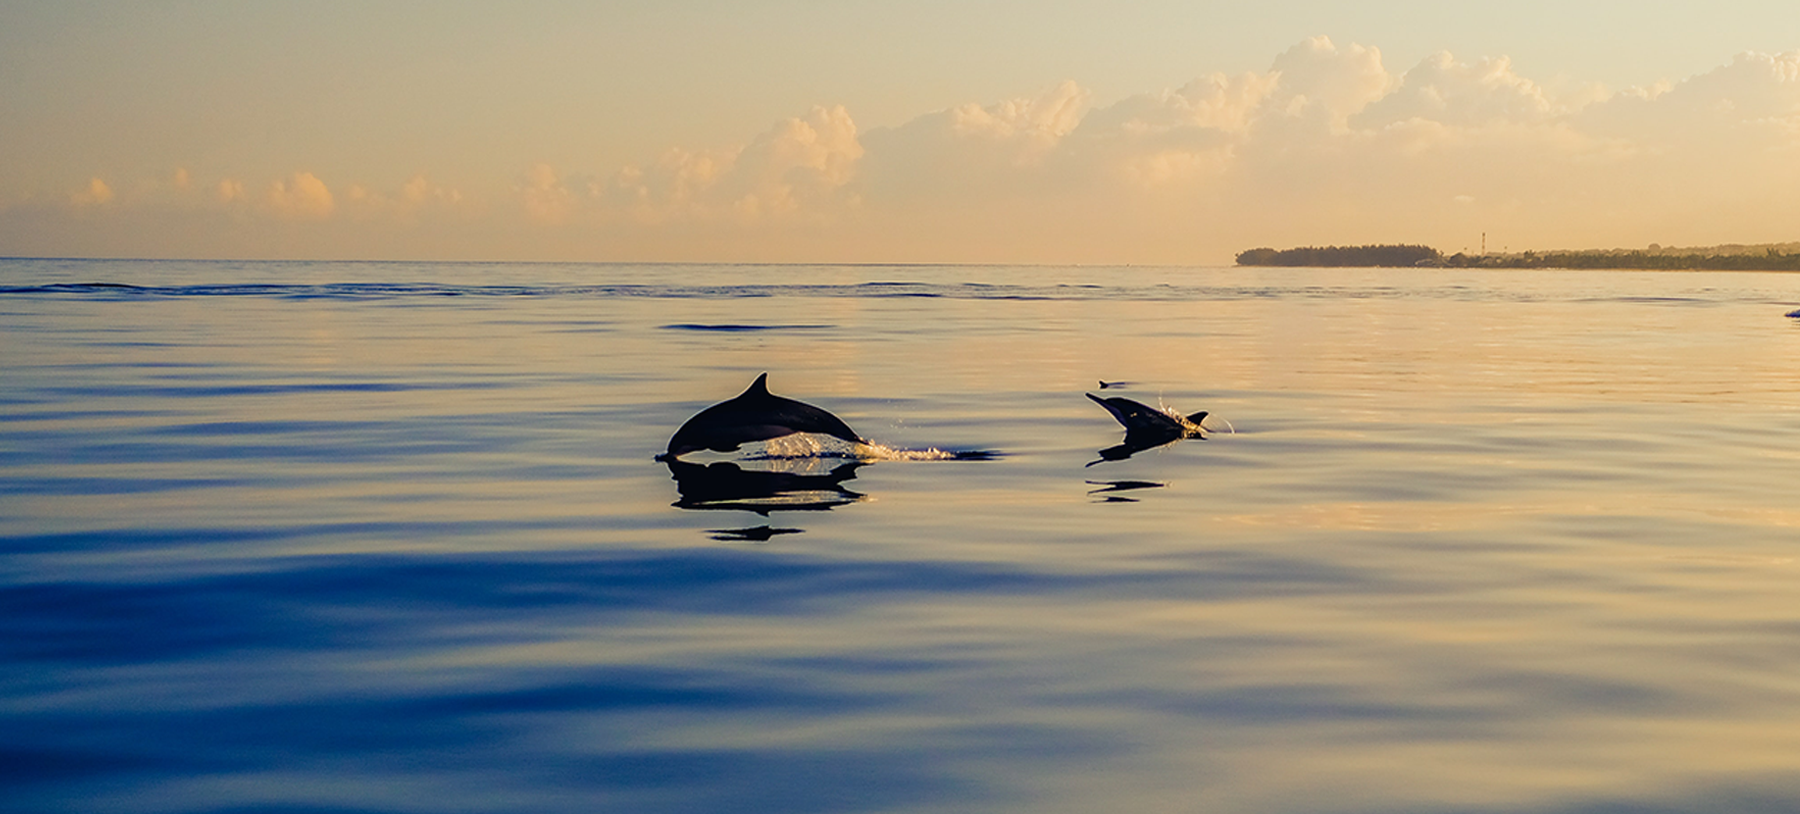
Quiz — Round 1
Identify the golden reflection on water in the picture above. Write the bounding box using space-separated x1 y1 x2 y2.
7 264 1800 813
1216 497 1800 534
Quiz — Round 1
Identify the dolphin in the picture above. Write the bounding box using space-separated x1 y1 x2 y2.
1086 393 1207 437
658 373 866 460
1085 393 1207 465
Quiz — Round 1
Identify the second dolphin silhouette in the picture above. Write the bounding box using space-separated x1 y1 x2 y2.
659 373 867 460
1085 392 1207 465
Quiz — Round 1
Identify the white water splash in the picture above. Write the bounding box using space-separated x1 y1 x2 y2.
747 434 994 462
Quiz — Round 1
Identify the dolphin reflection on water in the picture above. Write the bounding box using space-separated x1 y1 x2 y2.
662 457 868 515
1085 392 1208 465
657 373 866 461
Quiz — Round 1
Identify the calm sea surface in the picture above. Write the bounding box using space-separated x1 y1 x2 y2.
5 258 1800 813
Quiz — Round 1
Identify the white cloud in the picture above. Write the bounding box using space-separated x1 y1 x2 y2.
265 172 335 220
1085 72 1279 137
859 82 1091 201
603 148 732 216
72 177 114 206
517 163 579 224
725 104 864 217
1677 50 1800 119
340 174 468 224
1065 73 1274 187
1267 36 1392 127
1579 49 1800 146
1351 52 1557 129
596 105 865 224
941 79 1089 161
551 38 1800 259
14 39 1800 262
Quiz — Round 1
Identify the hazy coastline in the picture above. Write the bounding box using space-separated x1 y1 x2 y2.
1239 242 1800 270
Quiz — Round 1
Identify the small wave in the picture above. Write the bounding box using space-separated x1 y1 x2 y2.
659 323 833 332
0 278 1529 304
1577 295 1716 306
1 276 1594 305
0 282 151 295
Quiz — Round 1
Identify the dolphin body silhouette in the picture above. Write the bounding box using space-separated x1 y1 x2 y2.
1086 393 1207 437
1085 393 1207 465
658 373 867 460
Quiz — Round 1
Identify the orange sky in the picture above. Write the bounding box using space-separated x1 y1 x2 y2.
2 3 1797 263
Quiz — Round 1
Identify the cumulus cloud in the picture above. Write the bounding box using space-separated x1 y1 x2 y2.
343 174 468 224
859 82 1091 200
71 177 114 206
265 172 335 220
586 104 866 224
722 104 864 218
1673 49 1800 118
399 174 463 208
1579 49 1800 146
1267 36 1392 126
1351 52 1557 129
1088 73 1278 137
1065 73 1273 188
940 79 1089 161
516 163 579 224
533 39 1800 259
604 148 730 218
12 38 1800 262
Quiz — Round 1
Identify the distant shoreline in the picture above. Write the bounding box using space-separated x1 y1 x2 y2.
1236 243 1800 271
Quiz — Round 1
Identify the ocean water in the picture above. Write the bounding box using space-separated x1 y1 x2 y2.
4 258 1800 814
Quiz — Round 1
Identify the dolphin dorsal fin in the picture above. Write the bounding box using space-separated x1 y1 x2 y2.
743 373 771 397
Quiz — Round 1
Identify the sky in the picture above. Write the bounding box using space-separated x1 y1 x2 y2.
2 1 1798 264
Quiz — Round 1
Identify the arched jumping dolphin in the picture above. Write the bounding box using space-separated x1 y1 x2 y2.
658 373 867 460
1085 392 1207 465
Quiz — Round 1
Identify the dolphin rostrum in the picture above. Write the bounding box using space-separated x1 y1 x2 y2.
1085 393 1207 465
658 373 867 460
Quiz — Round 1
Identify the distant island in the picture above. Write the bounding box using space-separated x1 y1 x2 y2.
1236 243 1800 271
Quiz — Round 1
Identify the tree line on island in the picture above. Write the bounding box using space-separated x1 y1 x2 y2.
1236 243 1800 271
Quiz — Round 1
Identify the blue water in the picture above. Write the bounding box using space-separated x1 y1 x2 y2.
5 258 1800 813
